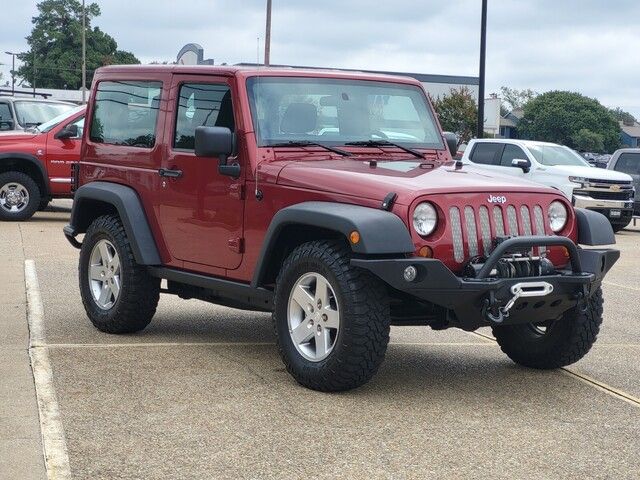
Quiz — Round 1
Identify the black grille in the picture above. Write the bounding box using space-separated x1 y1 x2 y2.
586 178 632 186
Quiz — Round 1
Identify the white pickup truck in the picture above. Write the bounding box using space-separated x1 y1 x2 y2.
461 139 635 232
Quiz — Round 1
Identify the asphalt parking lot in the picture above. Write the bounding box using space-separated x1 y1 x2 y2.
2 200 639 479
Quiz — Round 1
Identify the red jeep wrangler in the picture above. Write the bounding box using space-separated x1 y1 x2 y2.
64 66 619 391
0 105 85 220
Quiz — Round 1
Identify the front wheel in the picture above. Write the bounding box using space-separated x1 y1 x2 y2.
79 214 160 333
493 288 604 369
273 240 390 392
0 171 41 221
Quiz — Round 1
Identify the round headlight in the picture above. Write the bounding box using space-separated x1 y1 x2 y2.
548 201 568 232
413 202 438 236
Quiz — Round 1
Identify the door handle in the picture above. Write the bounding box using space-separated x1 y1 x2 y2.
158 168 183 178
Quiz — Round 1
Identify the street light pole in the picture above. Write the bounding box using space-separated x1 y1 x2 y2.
477 0 488 139
4 52 16 95
264 0 272 66
82 0 87 103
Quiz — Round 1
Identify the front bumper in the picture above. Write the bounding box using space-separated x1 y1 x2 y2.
573 194 634 223
352 236 619 330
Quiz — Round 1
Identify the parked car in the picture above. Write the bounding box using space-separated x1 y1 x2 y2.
461 139 635 232
0 96 76 132
608 148 640 216
0 105 85 220
64 65 618 392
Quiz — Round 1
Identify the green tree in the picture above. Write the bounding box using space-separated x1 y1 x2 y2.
500 86 537 115
571 128 605 152
609 107 636 126
17 0 139 89
518 91 621 153
430 87 478 146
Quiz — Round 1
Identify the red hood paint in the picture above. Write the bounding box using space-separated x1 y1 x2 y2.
275 155 559 205
0 131 40 144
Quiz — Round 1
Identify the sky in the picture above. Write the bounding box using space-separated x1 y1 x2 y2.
1 0 638 118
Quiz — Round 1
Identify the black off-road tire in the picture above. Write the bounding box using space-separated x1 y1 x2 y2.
37 198 50 211
273 240 391 392
492 288 604 369
0 171 41 221
79 214 160 333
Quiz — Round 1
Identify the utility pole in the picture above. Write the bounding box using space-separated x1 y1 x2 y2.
32 50 36 98
4 52 16 94
477 0 488 138
264 0 272 66
82 0 87 103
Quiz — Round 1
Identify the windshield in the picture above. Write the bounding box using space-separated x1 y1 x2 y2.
528 145 591 167
14 101 75 128
36 105 85 133
246 77 444 149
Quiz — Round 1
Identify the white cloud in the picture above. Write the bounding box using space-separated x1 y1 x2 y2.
1 0 638 117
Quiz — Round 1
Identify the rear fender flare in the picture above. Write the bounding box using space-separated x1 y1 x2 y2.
66 182 161 265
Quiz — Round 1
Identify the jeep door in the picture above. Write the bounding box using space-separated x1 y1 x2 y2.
158 74 244 271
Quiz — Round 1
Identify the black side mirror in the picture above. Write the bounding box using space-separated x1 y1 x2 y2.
54 123 78 140
442 132 458 157
0 120 14 131
194 126 240 178
512 158 532 173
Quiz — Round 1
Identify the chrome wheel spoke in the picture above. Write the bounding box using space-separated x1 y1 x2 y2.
110 252 120 275
322 308 340 329
291 317 315 344
98 242 112 264
89 265 104 281
314 276 331 309
110 276 121 299
98 283 112 306
315 327 330 358
291 284 314 310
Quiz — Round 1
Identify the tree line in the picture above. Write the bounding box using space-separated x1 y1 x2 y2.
431 86 634 153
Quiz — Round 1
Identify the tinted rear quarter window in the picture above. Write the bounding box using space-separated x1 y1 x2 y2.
0 103 13 130
470 143 502 165
90 80 162 148
614 153 640 175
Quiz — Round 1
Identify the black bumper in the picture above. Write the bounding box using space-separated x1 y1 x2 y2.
352 237 619 330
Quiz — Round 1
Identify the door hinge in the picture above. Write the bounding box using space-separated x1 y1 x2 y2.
228 237 244 254
229 183 244 200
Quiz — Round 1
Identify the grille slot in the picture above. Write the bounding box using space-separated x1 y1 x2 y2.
450 207 464 263
449 203 548 263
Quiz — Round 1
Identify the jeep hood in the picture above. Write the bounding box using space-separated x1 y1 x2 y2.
542 164 633 182
277 158 557 205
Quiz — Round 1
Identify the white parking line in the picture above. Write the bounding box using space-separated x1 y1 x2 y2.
25 260 72 480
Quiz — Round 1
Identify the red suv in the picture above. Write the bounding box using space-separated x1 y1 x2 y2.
0 105 84 220
64 66 619 391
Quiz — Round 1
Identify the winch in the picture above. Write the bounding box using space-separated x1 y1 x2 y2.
463 253 556 279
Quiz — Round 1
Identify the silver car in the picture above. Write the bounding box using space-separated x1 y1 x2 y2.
0 96 76 132
608 148 640 216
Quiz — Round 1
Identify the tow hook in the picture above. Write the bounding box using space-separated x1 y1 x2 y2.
576 285 590 313
483 282 554 324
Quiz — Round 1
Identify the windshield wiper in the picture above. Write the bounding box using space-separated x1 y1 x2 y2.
344 140 423 159
267 140 352 157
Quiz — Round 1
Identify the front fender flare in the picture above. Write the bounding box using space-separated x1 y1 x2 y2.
252 201 414 287
0 153 49 196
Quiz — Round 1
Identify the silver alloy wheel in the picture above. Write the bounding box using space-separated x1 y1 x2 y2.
0 182 29 213
287 272 340 362
88 239 121 310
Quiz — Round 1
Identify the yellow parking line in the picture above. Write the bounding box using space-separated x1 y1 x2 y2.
468 331 640 408
603 280 640 292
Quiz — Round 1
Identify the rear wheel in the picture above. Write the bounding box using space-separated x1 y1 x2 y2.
273 240 390 392
0 171 41 221
492 288 604 369
79 214 160 333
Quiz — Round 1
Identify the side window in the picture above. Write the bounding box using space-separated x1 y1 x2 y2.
174 83 235 150
614 153 640 175
0 103 13 130
500 144 528 167
469 143 502 165
90 80 162 148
